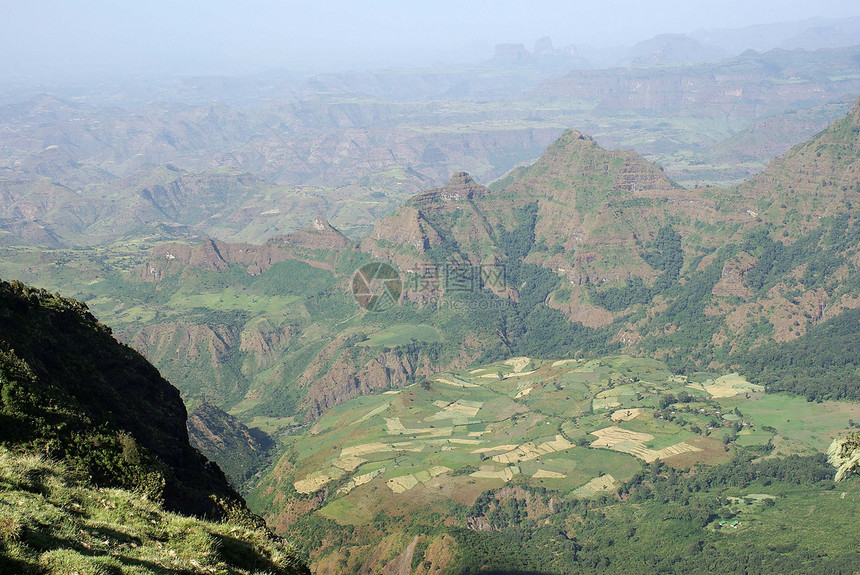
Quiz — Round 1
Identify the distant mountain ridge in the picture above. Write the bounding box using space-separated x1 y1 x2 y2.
103 93 860 436
2 45 859 246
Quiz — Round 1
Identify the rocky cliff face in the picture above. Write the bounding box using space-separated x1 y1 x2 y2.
0 280 246 519
535 45 860 120
187 402 274 486
410 171 490 207
292 331 437 421
361 172 498 272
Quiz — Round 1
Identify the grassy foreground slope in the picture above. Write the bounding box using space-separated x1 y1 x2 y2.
0 278 309 573
0 448 307 575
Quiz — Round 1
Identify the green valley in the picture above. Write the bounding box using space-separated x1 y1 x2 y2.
252 355 859 573
2 14 860 572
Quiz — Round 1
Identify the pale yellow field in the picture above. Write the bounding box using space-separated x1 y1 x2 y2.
590 426 701 463
332 456 366 472
337 469 383 495
341 442 392 457
491 435 574 464
358 402 390 421
295 468 346 494
472 444 519 454
533 469 566 479
470 465 520 481
687 373 763 398
504 370 537 379
387 474 419 493
611 408 642 421
572 474 618 497
386 466 451 493
504 357 532 372
435 377 479 388
590 427 654 448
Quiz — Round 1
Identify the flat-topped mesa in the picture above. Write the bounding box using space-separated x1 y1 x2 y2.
410 172 489 209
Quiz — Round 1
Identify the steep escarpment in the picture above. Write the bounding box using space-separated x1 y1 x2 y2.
299 343 436 421
361 172 497 271
0 279 243 519
187 402 275 487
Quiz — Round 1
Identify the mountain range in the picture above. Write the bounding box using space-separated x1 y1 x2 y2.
1 34 860 574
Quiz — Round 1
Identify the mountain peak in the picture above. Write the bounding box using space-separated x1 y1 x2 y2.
503 128 677 212
410 172 489 208
264 215 351 249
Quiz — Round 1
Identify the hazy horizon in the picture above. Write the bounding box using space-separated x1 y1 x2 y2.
2 0 860 82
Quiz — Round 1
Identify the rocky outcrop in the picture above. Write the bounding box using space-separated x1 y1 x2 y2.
240 318 295 375
140 216 354 280
132 322 237 365
302 349 432 421
712 252 757 299
361 206 445 271
187 402 274 486
410 171 489 208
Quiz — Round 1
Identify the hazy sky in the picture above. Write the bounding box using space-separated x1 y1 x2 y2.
3 0 859 78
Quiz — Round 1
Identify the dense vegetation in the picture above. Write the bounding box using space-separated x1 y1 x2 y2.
0 279 243 518
739 308 860 401
0 279 309 572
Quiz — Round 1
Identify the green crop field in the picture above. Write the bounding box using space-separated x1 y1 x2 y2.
259 354 858 535
721 393 860 451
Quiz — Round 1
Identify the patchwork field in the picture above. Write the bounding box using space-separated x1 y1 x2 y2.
277 355 858 526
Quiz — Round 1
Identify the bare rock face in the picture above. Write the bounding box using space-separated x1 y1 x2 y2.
132 322 237 364
301 349 432 421
239 318 295 374
712 252 757 299
361 171 498 273
410 171 489 208
361 206 445 271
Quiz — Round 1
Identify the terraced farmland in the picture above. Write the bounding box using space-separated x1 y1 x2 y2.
260 355 859 526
